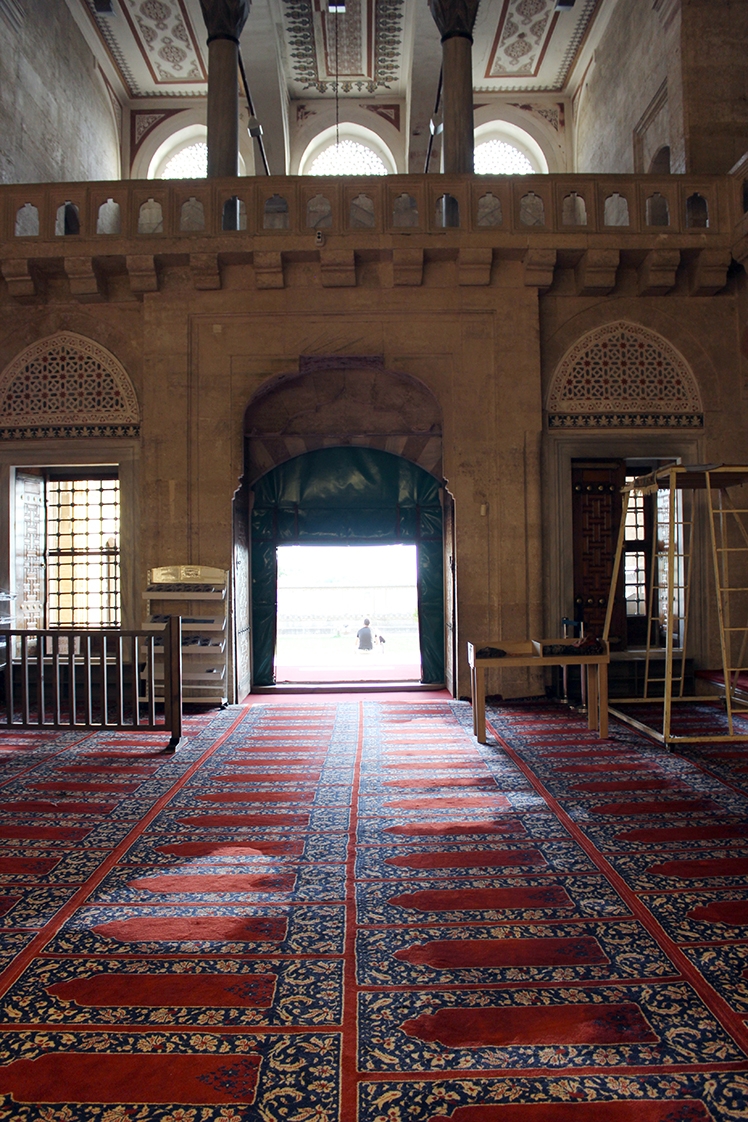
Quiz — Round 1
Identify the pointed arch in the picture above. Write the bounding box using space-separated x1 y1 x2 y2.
0 332 139 440
547 321 704 429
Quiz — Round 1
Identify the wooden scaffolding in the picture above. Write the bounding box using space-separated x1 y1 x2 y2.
603 464 748 747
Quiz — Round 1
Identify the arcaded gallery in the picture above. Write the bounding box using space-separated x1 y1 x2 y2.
1 0 748 1118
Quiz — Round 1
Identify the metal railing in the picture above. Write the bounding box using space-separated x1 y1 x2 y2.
0 615 183 751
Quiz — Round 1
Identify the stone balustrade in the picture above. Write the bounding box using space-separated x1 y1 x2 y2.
0 173 741 301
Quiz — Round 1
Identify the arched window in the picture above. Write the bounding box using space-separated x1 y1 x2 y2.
393 193 419 228
161 142 208 180
223 197 247 231
562 192 587 226
264 195 289 230
350 194 375 228
180 197 205 232
298 124 396 176
547 321 703 429
604 193 629 227
646 193 670 227
475 140 535 175
435 194 459 228
520 192 545 226
686 192 709 228
477 192 502 227
55 202 80 236
15 204 39 237
473 121 549 174
309 140 388 176
307 194 332 229
97 199 121 235
138 199 163 235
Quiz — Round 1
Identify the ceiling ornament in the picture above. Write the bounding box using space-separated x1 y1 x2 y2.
124 0 205 82
282 0 404 95
488 0 556 78
365 103 401 130
508 101 562 131
477 0 600 94
130 108 185 162
197 0 250 40
428 0 481 41
80 0 207 96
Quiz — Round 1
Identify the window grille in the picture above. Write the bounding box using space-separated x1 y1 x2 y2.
44 477 121 627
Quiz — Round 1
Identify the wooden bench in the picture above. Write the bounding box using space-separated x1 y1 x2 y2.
467 639 610 745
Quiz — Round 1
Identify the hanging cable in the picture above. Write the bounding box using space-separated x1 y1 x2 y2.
334 9 340 150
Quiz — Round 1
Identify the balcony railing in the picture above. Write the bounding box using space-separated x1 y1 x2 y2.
0 173 738 243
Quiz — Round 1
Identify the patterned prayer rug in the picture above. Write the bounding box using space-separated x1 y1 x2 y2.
0 699 746 1119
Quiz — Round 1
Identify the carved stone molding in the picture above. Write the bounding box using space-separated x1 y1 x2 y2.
0 332 140 440
547 319 703 430
429 0 480 41
198 0 250 41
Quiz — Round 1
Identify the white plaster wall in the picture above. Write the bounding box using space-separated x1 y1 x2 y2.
0 0 120 185
573 2 672 174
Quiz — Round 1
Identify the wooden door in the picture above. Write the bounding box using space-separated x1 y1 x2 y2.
442 489 456 695
571 460 627 648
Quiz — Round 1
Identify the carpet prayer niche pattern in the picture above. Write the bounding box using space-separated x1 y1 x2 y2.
0 703 747 1117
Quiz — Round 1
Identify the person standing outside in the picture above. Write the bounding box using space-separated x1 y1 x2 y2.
357 618 373 651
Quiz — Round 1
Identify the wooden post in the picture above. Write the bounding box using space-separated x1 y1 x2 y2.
198 0 251 179
164 615 183 752
428 0 479 174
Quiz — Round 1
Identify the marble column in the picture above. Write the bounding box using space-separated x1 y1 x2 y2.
198 0 251 178
428 0 480 174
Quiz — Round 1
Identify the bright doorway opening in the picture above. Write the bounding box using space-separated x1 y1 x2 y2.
274 544 421 683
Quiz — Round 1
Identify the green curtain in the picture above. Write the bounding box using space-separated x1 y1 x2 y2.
251 447 444 685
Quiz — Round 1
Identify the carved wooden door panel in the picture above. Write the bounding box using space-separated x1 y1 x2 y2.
232 484 251 702
14 471 45 629
571 460 627 647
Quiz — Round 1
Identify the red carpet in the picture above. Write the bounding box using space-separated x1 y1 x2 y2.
0 698 746 1120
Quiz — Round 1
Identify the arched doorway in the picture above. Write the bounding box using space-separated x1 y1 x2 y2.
250 447 444 687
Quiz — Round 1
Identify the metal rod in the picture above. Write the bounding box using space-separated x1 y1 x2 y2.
237 49 270 175
424 66 443 174
52 632 61 726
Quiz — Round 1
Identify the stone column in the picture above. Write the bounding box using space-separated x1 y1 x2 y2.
198 0 251 178
429 0 480 174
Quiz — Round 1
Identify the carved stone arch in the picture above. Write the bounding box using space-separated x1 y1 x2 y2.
244 356 442 484
546 320 704 429
0 331 140 440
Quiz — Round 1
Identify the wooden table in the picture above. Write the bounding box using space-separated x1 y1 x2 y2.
467 639 610 744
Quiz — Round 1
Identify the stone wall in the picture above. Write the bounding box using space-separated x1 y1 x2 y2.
680 0 748 174
574 1 675 174
0 0 120 185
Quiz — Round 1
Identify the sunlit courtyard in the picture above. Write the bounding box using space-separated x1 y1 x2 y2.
274 544 421 683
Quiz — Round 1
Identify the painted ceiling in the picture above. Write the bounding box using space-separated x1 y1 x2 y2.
73 0 604 101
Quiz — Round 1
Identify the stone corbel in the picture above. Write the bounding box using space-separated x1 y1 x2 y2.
458 248 492 285
253 251 284 289
64 257 103 301
190 253 222 291
574 249 619 296
687 248 731 296
320 250 356 287
392 249 424 286
0 259 37 299
125 254 158 294
523 248 556 292
638 249 680 295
